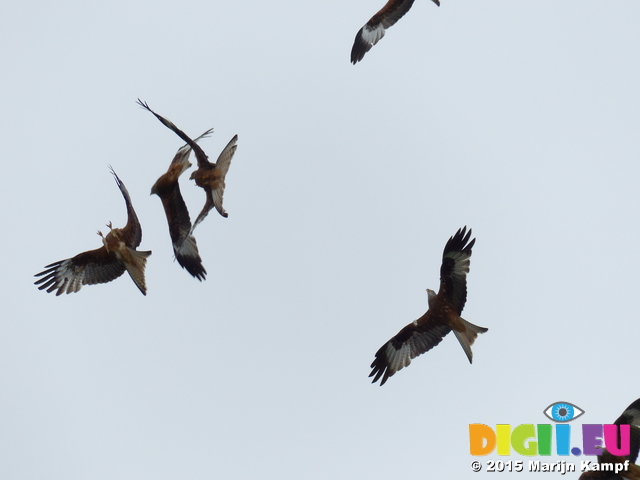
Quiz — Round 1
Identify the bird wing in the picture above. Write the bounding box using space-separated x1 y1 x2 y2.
34 247 126 295
213 134 238 178
369 310 452 385
350 0 439 64
437 226 475 315
207 134 238 218
110 167 143 248
137 99 212 169
158 186 207 281
174 235 206 281
191 189 216 232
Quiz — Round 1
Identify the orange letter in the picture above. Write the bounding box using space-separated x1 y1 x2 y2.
469 424 496 456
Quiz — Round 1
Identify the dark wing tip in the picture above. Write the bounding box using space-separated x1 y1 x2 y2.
136 98 151 110
174 235 207 281
369 345 391 385
177 256 207 281
351 28 370 64
432 0 440 5
34 261 66 294
444 226 475 256
108 165 122 187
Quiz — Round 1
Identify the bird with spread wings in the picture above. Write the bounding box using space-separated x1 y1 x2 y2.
369 227 487 385
579 399 640 480
34 168 152 295
137 99 238 230
351 0 440 64
150 127 213 281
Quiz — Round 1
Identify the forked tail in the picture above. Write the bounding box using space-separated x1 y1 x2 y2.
125 248 152 295
453 318 488 364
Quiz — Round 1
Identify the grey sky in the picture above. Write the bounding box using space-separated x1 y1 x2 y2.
2 0 639 478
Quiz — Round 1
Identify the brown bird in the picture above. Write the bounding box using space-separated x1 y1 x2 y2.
579 399 640 480
35 168 152 295
150 129 213 281
137 99 237 230
351 0 440 64
369 227 487 385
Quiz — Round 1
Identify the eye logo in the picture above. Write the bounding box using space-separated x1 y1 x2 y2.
543 402 584 422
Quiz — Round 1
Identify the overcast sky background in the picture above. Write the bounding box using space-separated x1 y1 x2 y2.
2 1 639 478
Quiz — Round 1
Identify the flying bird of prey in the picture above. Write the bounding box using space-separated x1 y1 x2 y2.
35 168 152 295
579 399 640 480
369 227 487 385
137 99 238 229
351 0 440 64
150 129 213 281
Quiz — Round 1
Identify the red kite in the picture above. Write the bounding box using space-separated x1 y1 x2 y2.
579 399 640 480
351 0 440 64
35 168 152 295
189 134 237 228
369 227 487 385
137 99 237 229
150 129 213 281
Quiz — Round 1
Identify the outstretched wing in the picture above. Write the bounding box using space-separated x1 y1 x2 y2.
34 247 125 295
137 99 212 169
350 0 440 64
213 134 238 178
437 226 475 315
369 311 452 385
109 167 142 248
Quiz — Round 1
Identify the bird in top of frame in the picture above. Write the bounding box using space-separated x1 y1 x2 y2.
351 0 440 64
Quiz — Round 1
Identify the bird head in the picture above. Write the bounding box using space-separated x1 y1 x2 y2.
426 288 437 308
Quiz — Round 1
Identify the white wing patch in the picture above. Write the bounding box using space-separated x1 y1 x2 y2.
47 260 85 295
384 341 413 374
175 235 200 261
361 24 386 49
